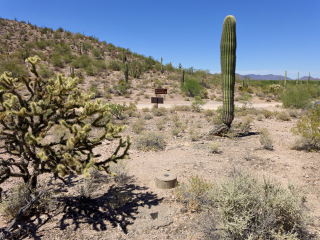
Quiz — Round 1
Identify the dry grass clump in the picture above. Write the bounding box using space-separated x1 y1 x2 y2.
156 119 165 130
189 128 200 141
152 106 167 116
144 113 153 120
203 109 215 117
260 128 274 150
276 111 291 121
256 113 265 121
135 131 166 151
0 181 56 222
209 142 222 154
175 171 312 239
262 109 273 118
170 104 192 112
288 109 300 118
132 118 145 133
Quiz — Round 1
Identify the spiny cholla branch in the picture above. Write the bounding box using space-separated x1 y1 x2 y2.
0 56 131 190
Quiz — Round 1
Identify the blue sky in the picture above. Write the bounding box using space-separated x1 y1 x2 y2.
1 0 320 79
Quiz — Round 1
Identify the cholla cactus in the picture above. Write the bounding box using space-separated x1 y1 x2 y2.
0 56 131 191
268 84 284 95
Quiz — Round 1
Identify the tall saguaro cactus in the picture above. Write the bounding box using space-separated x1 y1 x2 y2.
221 15 237 128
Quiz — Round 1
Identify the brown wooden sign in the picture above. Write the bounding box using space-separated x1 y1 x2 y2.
155 89 167 94
151 97 164 104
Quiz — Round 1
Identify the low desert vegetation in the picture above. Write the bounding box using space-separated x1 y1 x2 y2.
291 107 320 151
134 131 166 151
259 128 274 150
174 171 311 240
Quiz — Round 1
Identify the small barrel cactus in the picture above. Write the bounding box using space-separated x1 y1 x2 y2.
221 15 237 128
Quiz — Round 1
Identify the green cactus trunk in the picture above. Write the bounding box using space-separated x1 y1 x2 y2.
181 69 185 86
221 15 237 128
70 66 75 78
125 61 129 83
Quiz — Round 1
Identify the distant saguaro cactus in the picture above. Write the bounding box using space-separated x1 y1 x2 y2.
161 57 163 73
221 15 237 128
284 71 287 88
125 61 129 83
181 69 185 86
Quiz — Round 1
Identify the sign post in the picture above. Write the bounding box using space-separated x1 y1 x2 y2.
152 89 167 108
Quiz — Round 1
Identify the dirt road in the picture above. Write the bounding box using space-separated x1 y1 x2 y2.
136 101 280 110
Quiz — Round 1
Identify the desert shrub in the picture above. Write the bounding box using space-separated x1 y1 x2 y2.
174 175 212 213
291 107 320 151
257 113 264 121
51 53 64 68
181 79 203 97
0 181 55 222
108 159 130 184
209 142 222 153
108 60 121 71
132 119 145 133
238 92 253 103
0 57 28 79
203 109 215 117
260 128 273 150
113 81 130 95
262 109 273 118
76 167 108 200
208 171 310 239
238 116 252 135
85 65 97 76
189 128 200 141
107 102 130 119
288 109 300 118
156 120 165 130
281 85 312 109
144 113 153 120
135 131 166 151
215 97 223 102
171 104 192 112
152 106 167 116
142 107 149 112
276 111 291 121
191 96 207 112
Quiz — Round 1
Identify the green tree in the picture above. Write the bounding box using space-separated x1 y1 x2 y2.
181 79 203 97
0 56 131 194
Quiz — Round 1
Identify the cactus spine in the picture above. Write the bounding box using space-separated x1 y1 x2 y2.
221 15 236 128
160 57 163 73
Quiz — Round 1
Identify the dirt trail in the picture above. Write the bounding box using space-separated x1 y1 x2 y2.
136 101 280 110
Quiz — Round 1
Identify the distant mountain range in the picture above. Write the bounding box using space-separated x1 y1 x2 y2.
237 74 320 81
